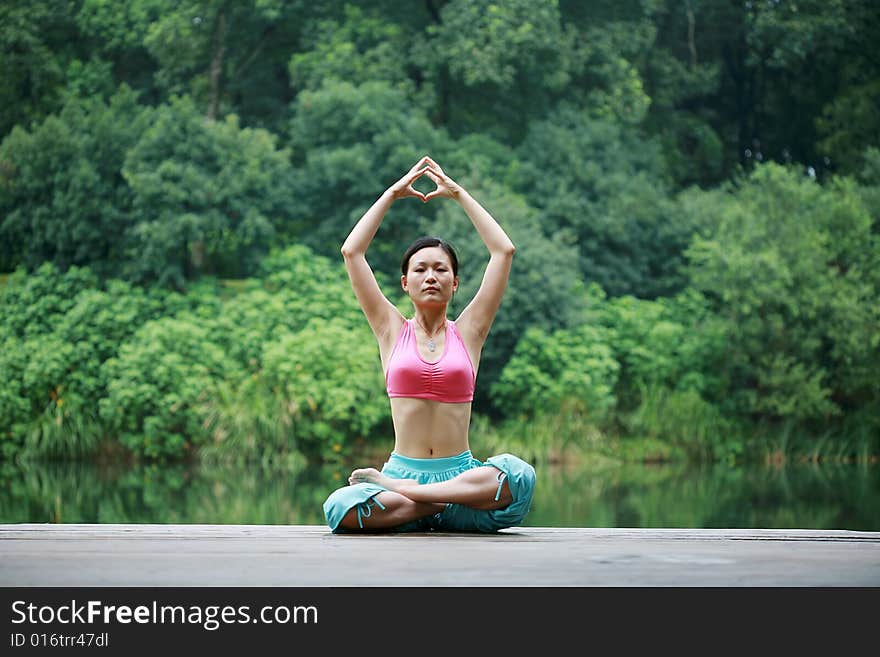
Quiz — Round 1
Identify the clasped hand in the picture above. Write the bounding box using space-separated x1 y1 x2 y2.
389 155 460 203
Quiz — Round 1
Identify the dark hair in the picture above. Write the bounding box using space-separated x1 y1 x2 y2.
400 236 459 276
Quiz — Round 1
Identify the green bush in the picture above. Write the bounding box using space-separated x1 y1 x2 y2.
99 315 241 460
492 323 619 423
259 318 390 462
686 163 880 424
0 263 173 458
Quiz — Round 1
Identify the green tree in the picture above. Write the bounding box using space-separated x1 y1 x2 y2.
663 0 874 177
122 95 296 286
260 318 390 462
515 104 687 298
99 314 240 460
637 2 724 186
491 323 619 422
856 147 880 229
139 0 304 123
685 163 880 425
420 0 575 142
0 87 151 275
0 263 178 458
0 263 99 458
816 79 880 175
207 244 367 371
0 1 81 139
75 0 314 131
288 4 412 95
74 0 166 104
598 289 729 409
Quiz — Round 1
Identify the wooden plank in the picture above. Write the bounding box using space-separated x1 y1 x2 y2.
2 524 878 586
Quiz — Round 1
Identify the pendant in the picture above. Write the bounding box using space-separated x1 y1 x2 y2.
427 339 436 352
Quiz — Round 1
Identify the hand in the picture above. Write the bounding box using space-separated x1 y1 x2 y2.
388 157 431 202
387 156 462 203
421 156 462 202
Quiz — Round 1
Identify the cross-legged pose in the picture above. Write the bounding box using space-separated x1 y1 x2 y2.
323 155 536 533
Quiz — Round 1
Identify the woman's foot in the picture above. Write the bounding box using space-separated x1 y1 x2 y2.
348 467 418 491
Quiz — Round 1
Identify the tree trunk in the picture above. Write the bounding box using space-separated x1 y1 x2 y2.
685 2 698 68
207 7 227 120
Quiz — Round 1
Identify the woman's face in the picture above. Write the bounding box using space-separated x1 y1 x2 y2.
402 246 458 305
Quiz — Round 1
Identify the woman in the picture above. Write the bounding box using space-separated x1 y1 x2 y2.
323 155 536 533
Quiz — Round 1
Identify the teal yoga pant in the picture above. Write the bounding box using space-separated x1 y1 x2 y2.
323 450 536 533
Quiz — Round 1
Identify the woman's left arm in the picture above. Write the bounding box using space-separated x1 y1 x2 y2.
423 157 515 342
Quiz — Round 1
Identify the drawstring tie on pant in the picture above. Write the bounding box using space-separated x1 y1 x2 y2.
355 497 386 529
494 471 507 502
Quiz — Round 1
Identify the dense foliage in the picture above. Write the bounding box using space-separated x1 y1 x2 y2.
1 1 878 463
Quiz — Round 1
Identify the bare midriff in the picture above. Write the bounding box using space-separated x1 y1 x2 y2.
390 397 472 458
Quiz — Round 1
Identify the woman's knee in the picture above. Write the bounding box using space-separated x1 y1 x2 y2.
486 467 514 509
324 482 387 532
456 466 513 509
484 453 536 521
337 491 427 531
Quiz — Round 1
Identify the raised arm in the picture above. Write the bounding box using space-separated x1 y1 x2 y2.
422 157 515 343
341 157 431 343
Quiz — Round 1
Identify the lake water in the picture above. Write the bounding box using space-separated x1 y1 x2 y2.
2 459 878 531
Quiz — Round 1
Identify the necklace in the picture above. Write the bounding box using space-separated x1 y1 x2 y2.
414 317 446 352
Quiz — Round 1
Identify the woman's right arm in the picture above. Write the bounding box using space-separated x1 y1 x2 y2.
341 157 430 342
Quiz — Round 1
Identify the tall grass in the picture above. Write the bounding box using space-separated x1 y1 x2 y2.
620 384 743 463
750 410 879 465
19 402 107 460
469 399 612 466
197 378 304 468
10 380 875 468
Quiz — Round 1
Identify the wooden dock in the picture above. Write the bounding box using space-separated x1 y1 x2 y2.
2 524 879 586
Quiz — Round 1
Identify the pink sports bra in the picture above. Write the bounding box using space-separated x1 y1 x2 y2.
385 319 475 403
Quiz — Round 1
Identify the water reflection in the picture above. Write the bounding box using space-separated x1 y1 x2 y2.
525 462 880 531
1 460 878 531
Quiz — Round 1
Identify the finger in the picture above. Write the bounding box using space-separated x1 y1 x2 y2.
424 190 443 202
408 165 431 183
409 155 430 172
425 156 444 174
406 186 427 201
425 168 444 184
403 184 426 199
